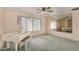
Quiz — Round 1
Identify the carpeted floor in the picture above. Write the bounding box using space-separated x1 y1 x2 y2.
1 34 79 51
27 34 79 51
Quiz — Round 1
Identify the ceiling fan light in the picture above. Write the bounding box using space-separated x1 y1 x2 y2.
42 11 46 14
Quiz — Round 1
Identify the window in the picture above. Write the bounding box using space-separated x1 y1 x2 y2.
18 16 41 33
32 18 40 31
50 19 57 30
20 17 27 33
26 18 32 31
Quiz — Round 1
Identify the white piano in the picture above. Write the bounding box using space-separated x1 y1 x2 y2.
2 32 31 51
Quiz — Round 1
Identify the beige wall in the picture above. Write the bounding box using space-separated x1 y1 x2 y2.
0 8 4 36
2 8 47 36
4 8 19 33
47 10 79 41
0 8 47 47
1 7 79 41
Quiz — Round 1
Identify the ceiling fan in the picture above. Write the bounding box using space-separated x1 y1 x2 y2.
36 7 53 14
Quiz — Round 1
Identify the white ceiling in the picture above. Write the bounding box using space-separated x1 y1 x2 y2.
7 7 74 16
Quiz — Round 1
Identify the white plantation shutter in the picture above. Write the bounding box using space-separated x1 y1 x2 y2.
32 18 40 31
26 18 32 31
32 18 41 31
37 19 40 30
32 18 36 31
21 17 27 33
18 16 41 32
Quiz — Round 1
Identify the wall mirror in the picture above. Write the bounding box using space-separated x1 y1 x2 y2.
50 14 72 33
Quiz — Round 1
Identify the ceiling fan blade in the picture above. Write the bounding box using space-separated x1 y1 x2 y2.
36 10 42 13
36 8 42 10
36 11 41 13
47 7 51 9
48 10 53 12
